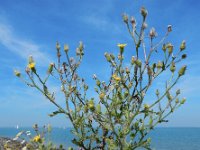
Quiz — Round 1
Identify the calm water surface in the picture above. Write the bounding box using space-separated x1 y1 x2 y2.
0 127 200 150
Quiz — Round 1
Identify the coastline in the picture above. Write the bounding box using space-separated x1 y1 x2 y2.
0 137 25 150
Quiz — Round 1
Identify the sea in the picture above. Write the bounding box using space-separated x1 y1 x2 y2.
0 127 200 150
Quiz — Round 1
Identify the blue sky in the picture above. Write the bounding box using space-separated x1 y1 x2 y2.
0 0 199 127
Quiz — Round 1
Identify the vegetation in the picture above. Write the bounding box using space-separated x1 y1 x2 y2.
14 7 187 150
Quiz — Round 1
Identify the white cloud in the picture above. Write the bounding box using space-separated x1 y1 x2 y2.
81 14 121 33
0 23 51 66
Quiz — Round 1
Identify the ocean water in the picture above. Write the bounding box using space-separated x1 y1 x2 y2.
0 127 200 150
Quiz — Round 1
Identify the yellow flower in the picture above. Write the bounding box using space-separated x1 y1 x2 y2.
112 74 121 81
117 43 127 49
28 63 35 70
33 135 41 142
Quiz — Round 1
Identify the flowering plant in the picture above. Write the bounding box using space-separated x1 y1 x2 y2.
15 7 187 149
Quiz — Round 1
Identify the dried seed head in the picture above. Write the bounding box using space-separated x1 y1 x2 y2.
93 74 97 80
182 54 187 59
167 25 172 32
130 16 136 25
142 22 148 29
149 27 157 38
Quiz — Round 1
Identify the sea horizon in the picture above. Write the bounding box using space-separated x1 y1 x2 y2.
1 127 200 149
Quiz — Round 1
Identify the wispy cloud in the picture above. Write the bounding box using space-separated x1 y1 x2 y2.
0 23 51 66
81 14 121 33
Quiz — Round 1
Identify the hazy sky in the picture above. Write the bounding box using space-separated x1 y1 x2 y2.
0 0 199 127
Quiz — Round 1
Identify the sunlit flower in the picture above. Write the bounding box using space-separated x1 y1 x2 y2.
33 134 41 142
28 62 35 70
112 74 121 81
117 43 127 49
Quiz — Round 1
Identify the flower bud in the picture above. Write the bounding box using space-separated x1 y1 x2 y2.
56 42 60 51
122 13 128 24
180 40 186 51
162 44 167 52
167 25 172 32
157 61 163 69
178 65 187 76
68 147 73 150
176 89 180 95
131 56 136 65
175 98 179 103
140 7 148 18
152 63 156 71
14 70 21 77
96 80 101 86
167 43 173 54
166 92 172 101
48 63 54 74
144 104 150 110
180 98 186 104
170 62 176 73
88 100 95 111
149 116 153 126
135 59 142 67
126 67 130 74
64 44 69 52
124 91 129 98
99 92 105 100
117 54 124 61
104 52 111 62
110 54 115 60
